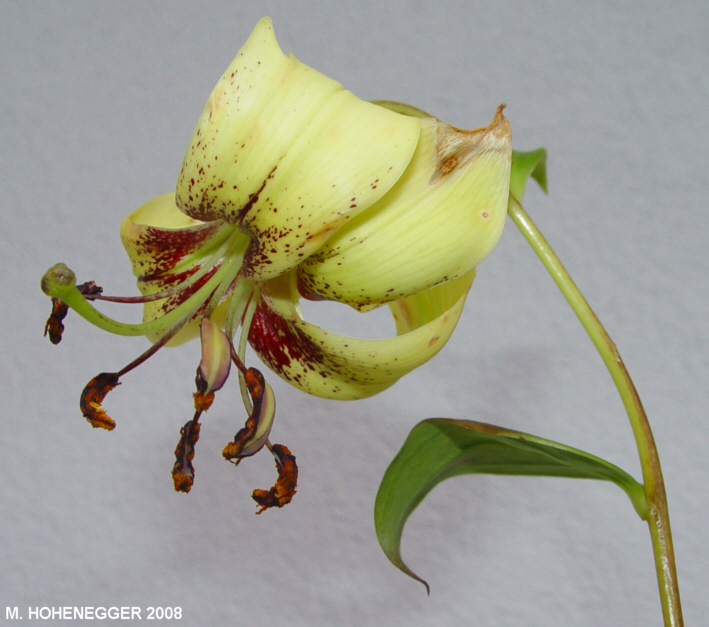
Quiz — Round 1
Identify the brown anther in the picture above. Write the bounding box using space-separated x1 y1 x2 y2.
244 368 262 397
43 281 103 345
252 444 298 514
193 390 215 412
222 413 256 461
222 368 271 462
44 298 69 345
191 364 220 412
172 419 202 493
80 372 120 430
77 281 104 299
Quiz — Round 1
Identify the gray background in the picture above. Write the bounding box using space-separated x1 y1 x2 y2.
2 1 707 625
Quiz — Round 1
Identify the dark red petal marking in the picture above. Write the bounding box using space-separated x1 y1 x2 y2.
126 221 227 278
247 300 328 381
139 263 225 316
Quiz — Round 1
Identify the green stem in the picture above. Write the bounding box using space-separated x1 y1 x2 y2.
507 195 683 627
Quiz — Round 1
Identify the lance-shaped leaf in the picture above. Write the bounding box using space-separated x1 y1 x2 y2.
248 269 475 400
298 107 511 310
175 17 420 281
510 148 547 202
374 419 647 591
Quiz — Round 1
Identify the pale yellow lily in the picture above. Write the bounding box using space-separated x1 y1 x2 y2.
41 16 511 511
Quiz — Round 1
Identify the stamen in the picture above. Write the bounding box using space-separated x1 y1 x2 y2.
43 281 103 344
193 382 216 412
222 278 258 411
80 373 120 430
230 344 248 376
78 294 212 432
43 224 297 507
172 415 201 492
94 230 241 305
115 310 194 379
220 365 297 513
222 368 275 461
194 318 232 400
44 298 68 345
237 285 260 367
172 317 232 492
90 292 184 304
236 286 262 411
40 241 244 339
252 443 298 514
223 278 251 340
201 269 240 322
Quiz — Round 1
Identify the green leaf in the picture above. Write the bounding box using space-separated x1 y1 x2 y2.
374 418 647 591
510 148 548 201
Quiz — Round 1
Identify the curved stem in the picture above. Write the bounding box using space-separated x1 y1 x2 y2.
43 250 243 338
507 194 683 627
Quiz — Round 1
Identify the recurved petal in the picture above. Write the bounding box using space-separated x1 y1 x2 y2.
120 193 234 280
120 193 245 343
175 17 420 281
248 269 475 400
236 91 421 281
175 17 341 225
297 107 511 310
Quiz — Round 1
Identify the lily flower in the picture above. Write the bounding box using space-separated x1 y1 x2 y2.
41 17 511 512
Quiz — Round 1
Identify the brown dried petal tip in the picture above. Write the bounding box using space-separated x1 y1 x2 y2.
172 419 201 493
252 444 298 514
80 372 120 430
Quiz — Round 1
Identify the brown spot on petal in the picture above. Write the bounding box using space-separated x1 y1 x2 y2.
80 372 120 430
430 104 510 184
252 444 298 514
436 155 458 179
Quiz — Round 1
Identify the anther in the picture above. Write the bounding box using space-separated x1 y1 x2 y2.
80 372 121 430
252 443 298 514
